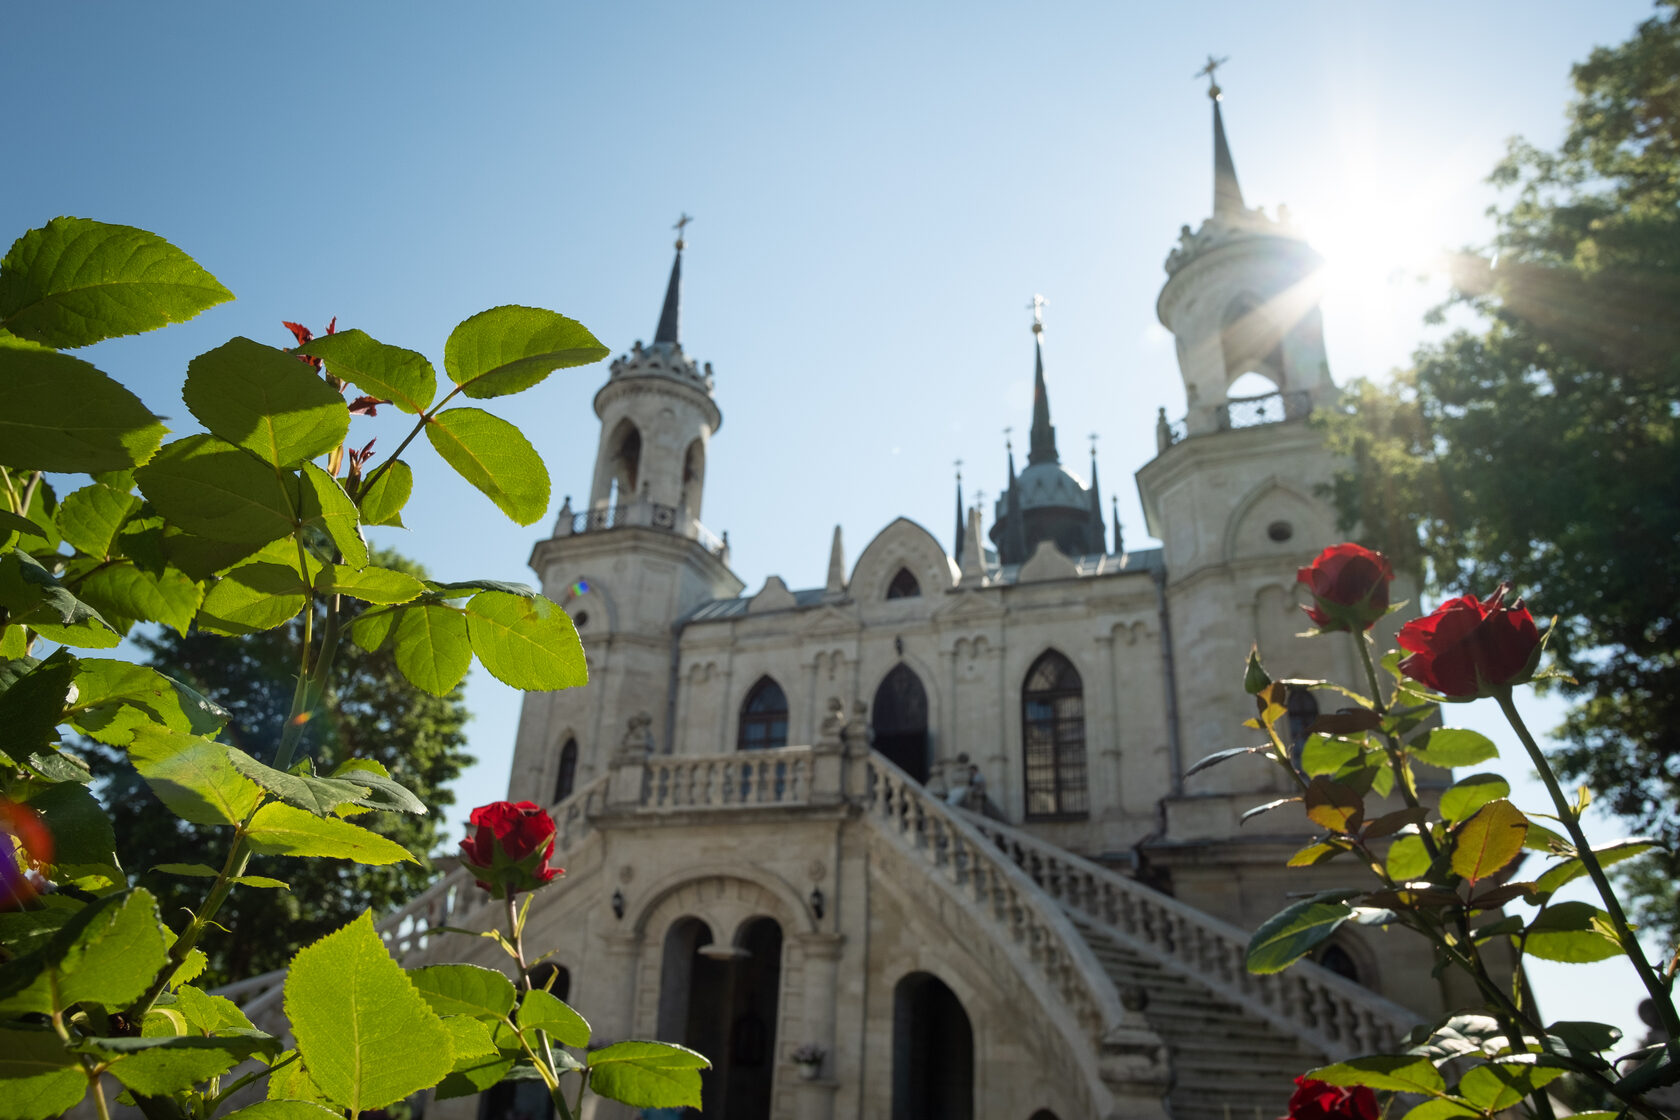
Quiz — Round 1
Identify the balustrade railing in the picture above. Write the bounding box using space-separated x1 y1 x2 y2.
1217 389 1313 431
641 747 813 810
961 812 1419 1058
563 501 726 559
861 756 1127 1045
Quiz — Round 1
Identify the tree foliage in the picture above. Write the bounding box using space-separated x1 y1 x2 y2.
1321 2 1680 937
78 548 472 985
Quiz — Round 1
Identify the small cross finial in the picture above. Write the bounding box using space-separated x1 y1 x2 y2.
1027 293 1047 334
1089 432 1099 458
974 488 987 509
954 458 963 481
1196 54 1228 100
673 212 693 250
1003 425 1013 452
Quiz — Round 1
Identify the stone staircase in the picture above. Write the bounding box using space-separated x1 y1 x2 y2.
1073 915 1325 1120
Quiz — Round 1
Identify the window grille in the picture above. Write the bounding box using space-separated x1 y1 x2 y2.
1021 651 1088 820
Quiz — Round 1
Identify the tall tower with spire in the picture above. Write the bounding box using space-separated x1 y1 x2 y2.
1156 66 1334 437
988 297 1108 564
511 221 743 801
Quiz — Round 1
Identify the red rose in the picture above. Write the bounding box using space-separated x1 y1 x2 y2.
1297 543 1394 633
459 801 563 899
1396 583 1541 699
1281 1076 1378 1120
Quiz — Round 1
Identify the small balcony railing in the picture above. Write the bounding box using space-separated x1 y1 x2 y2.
1156 389 1314 451
563 501 727 559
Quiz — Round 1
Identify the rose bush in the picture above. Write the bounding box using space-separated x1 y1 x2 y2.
1296 542 1395 633
1282 1076 1378 1120
458 800 563 898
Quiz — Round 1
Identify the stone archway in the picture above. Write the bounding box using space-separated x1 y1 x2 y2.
892 971 974 1120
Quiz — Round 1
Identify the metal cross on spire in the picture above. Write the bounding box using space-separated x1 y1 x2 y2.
1003 425 1013 451
1027 293 1047 334
1088 432 1100 458
954 458 963 482
673 212 693 250
1196 54 1229 100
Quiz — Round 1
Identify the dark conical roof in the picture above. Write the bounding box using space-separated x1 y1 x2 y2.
1212 94 1246 220
1027 330 1058 466
654 246 682 344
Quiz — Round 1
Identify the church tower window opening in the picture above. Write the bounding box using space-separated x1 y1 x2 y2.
1021 651 1089 820
885 567 921 599
738 677 789 751
553 737 578 803
680 438 705 517
603 419 641 512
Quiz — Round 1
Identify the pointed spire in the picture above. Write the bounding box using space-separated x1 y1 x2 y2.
960 506 987 586
1027 295 1058 466
1199 57 1247 220
824 524 846 599
654 214 691 345
1087 436 1105 553
1112 495 1125 555
953 461 965 566
1005 435 1027 562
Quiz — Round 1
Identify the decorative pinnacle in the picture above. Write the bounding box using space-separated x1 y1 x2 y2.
1027 293 1047 335
673 212 693 251
1196 54 1228 100
1003 426 1013 452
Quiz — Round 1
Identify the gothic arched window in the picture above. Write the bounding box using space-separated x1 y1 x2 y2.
1286 686 1319 755
886 567 922 599
554 737 578 803
738 677 789 751
1021 651 1088 820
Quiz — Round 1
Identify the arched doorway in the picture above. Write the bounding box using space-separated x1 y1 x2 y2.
892 972 973 1120
873 664 929 783
658 915 783 1120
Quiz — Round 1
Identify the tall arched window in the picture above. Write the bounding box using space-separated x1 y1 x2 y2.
738 677 789 751
886 567 921 599
554 737 578 803
1021 651 1088 820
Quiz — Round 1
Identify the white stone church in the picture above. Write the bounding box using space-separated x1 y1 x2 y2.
376 88 1459 1120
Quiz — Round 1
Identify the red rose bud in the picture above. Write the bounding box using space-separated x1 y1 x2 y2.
1280 1077 1378 1120
459 801 563 899
1296 543 1395 633
348 395 389 417
1396 583 1541 700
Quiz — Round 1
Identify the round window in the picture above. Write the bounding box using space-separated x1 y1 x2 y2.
573 610 589 629
1267 520 1294 542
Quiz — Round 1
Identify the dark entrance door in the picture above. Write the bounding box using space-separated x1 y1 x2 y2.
659 916 783 1120
872 664 928 783
892 972 974 1120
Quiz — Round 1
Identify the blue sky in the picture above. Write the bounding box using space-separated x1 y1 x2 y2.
5 0 1661 1048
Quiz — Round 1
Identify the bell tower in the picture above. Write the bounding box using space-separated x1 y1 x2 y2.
508 220 743 805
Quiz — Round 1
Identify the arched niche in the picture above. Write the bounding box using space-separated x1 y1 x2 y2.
892 971 974 1120
597 417 642 508
681 438 706 518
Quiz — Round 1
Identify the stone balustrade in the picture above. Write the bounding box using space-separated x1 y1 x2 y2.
962 811 1420 1058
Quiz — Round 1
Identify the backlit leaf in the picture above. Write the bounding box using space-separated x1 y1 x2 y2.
408 964 516 1020
78 562 201 636
128 724 264 827
0 1026 84 1120
183 337 349 467
519 988 591 1047
1310 1055 1445 1094
299 462 368 569
1440 773 1511 824
291 329 436 415
56 481 138 558
1410 727 1499 770
245 803 416 864
315 563 424 605
227 749 372 817
464 591 586 691
285 912 452 1112
0 217 232 348
0 347 166 471
1525 902 1625 962
358 459 412 527
1451 799 1528 884
1246 896 1352 974
391 601 472 696
444 306 607 399
425 407 549 525
198 561 308 635
136 435 300 544
1304 776 1364 834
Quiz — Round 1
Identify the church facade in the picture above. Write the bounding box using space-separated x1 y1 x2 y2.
390 89 1450 1120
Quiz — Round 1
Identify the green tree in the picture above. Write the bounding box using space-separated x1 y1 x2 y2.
1323 3 1680 938
79 547 473 985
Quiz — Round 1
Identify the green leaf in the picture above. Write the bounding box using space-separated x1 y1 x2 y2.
198 561 309 636
0 1026 83 1120
227 749 372 817
136 435 300 544
1536 839 1658 896
2 890 170 1016
29 782 117 866
1304 776 1365 834
289 329 437 415
183 337 350 468
314 563 424 605
519 988 591 1047
78 562 201 636
464 591 587 691
66 658 228 744
1525 902 1625 962
128 725 265 827
299 462 368 569
265 1053 335 1106
1400 1101 1478 1120
391 601 472 696
0 346 167 472
93 1032 275 1096
56 481 138 558
153 863 219 877
324 758 428 814
1451 799 1528 885
1458 1060 1565 1111
586 1040 708 1110
1300 733 1362 777
1440 773 1512 824
0 217 232 348
1246 896 1353 974
408 964 516 1020
433 1017 512 1099
0 648 76 757
1410 727 1499 770
349 606 400 654
224 1102 343 1120
1309 1054 1446 1094
427 577 537 598
1243 647 1271 694
232 875 290 889
444 306 607 399
358 459 412 527
1185 745 1270 777
245 803 417 864
284 911 453 1113
425 407 549 525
